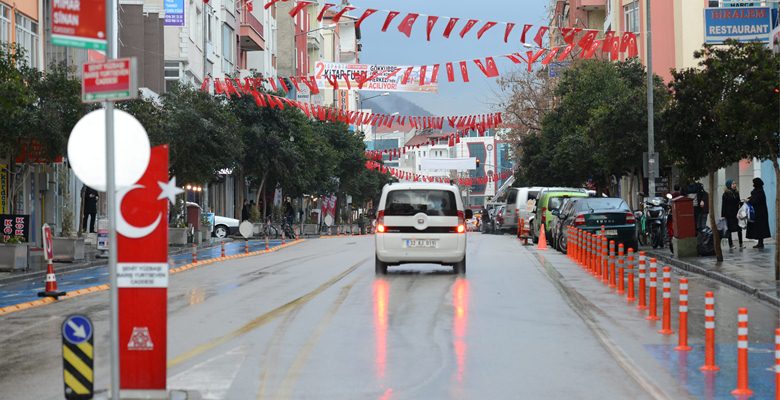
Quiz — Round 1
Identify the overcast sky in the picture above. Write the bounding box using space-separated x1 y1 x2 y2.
356 0 550 116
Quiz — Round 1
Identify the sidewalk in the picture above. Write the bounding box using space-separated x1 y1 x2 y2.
647 238 780 307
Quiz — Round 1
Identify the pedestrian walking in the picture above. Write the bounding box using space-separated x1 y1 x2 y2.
241 199 251 222
721 180 743 249
82 185 98 233
746 178 771 249
694 183 709 231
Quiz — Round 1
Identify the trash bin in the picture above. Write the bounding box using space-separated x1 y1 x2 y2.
671 196 697 257
186 203 201 232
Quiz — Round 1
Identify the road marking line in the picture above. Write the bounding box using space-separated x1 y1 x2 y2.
0 241 306 317
167 257 368 369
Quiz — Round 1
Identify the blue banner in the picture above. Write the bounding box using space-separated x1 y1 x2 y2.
704 7 772 44
164 0 185 27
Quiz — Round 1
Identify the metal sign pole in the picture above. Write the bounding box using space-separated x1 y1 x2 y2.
646 0 656 197
105 0 119 397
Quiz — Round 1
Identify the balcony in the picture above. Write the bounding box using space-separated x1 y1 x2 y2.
240 12 265 51
576 0 605 10
307 31 323 51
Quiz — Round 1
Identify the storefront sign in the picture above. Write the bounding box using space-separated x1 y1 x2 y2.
51 0 107 50
0 165 7 214
0 214 30 242
314 62 438 93
705 7 772 44
82 58 138 102
163 0 185 26
118 145 169 395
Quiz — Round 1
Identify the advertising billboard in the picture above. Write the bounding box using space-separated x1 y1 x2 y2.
314 62 438 93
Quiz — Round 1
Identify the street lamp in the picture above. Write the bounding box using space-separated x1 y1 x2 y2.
362 92 390 102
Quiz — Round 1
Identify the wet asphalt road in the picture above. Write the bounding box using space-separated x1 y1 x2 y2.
0 234 778 399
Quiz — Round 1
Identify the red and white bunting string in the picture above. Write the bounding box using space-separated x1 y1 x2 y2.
366 161 513 186
203 78 503 133
264 0 639 58
364 131 496 162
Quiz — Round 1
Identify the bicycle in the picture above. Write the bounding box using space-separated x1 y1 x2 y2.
281 219 297 240
261 219 280 239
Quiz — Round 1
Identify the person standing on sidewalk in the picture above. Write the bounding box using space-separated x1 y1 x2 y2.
721 180 743 249
747 177 771 249
694 183 710 231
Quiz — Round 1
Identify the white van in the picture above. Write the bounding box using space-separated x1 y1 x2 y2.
374 182 472 275
502 187 543 234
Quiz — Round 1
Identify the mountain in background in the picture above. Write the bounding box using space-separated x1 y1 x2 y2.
359 94 433 116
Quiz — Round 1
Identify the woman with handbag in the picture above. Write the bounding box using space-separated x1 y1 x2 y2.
747 178 771 249
721 180 743 249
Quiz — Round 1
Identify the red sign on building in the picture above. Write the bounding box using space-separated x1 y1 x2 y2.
82 58 138 103
118 145 170 396
51 0 107 50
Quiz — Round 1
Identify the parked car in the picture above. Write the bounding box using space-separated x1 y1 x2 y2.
531 188 589 243
552 197 638 253
187 202 240 239
374 182 472 275
548 197 576 250
503 187 543 235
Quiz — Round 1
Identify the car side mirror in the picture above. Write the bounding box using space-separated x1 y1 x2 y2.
465 209 473 219
551 209 560 216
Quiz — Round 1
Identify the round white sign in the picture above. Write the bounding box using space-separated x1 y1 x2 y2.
239 221 254 239
67 109 151 192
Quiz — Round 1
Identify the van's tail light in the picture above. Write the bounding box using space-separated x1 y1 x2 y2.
574 214 585 226
457 210 466 233
541 207 547 225
625 212 636 225
376 210 385 233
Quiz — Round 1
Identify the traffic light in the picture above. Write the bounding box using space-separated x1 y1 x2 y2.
476 159 480 168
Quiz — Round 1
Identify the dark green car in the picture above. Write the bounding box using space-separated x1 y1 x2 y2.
553 197 638 253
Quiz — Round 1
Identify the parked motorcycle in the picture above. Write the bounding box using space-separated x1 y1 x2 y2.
637 196 671 249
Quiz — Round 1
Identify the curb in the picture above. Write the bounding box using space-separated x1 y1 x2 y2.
0 239 305 317
647 250 780 308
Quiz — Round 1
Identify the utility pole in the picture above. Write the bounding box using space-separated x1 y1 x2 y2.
646 0 656 197
105 0 119 397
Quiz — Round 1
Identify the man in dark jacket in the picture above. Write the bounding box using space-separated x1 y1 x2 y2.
82 185 98 233
747 177 771 248
721 180 742 248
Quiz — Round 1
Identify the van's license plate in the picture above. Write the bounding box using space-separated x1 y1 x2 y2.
404 239 438 248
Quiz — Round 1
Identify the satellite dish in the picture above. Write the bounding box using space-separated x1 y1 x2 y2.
239 221 253 239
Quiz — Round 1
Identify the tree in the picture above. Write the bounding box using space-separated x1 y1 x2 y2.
709 41 780 274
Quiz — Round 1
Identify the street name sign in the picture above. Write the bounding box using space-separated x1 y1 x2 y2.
61 315 94 400
52 0 107 50
82 58 138 103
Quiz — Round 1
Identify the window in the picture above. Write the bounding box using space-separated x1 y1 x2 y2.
0 5 10 44
384 190 457 217
624 1 640 33
222 24 234 73
15 13 38 68
164 61 183 92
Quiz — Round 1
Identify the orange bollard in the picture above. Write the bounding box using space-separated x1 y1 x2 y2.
646 260 660 321
731 308 753 396
245 239 249 254
517 217 522 238
608 240 616 288
192 243 198 263
617 244 625 295
675 278 691 351
588 234 595 275
700 291 719 371
568 227 574 259
626 248 636 303
537 224 548 250
658 266 674 335
594 235 602 278
37 261 66 299
221 241 226 258
265 235 269 251
637 252 647 310
282 229 286 245
579 230 586 266
775 329 780 399
602 235 609 284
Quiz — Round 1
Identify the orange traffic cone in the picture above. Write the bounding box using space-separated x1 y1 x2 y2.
537 224 548 250
37 261 66 299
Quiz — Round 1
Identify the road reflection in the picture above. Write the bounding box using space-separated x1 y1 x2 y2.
374 278 389 381
453 277 469 383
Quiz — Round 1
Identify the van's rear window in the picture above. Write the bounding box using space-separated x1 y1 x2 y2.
384 190 458 216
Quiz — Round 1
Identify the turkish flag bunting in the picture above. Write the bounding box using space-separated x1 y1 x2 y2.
459 19 479 38
505 53 523 64
426 16 439 41
525 49 546 72
443 17 459 38
278 77 289 92
225 79 241 97
602 30 615 53
541 47 560 65
200 77 210 92
355 9 378 29
582 39 602 59
252 91 266 107
263 0 281 10
401 67 414 84
557 43 575 61
268 77 278 92
430 64 440 83
533 26 549 47
520 24 533 44
448 116 457 127
301 76 319 94
504 22 516 43
289 76 301 91
398 13 419 37
288 1 314 17
325 75 339 89
381 11 401 32
620 32 632 52
578 30 598 51
331 6 355 23
385 67 403 79
626 33 638 58
474 57 499 78
419 65 427 85
459 61 470 82
476 21 497 39
446 62 455 82
610 37 620 61
316 3 336 22
400 116 406 126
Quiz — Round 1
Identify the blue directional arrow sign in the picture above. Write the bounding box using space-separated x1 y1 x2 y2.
62 315 93 345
